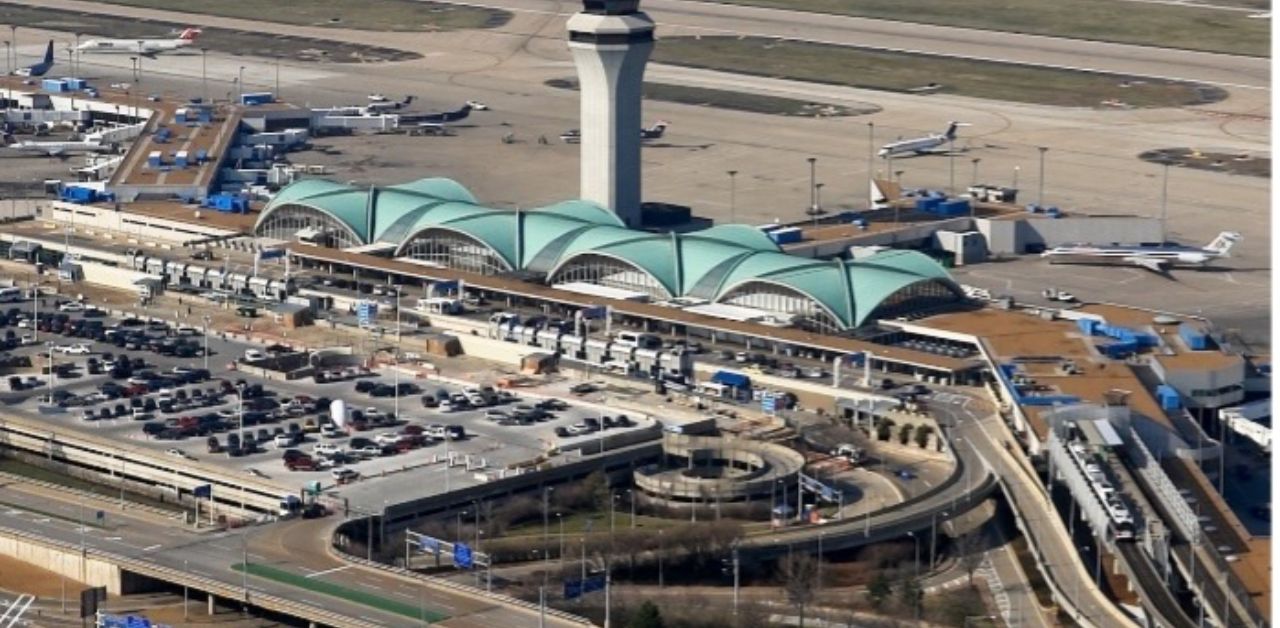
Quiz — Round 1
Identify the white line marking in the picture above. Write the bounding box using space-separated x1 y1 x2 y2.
304 565 351 579
143 544 162 551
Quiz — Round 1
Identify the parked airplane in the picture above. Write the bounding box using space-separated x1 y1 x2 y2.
3 135 110 158
1040 231 1241 273
13 41 54 77
560 121 669 144
878 122 966 157
365 95 414 113
411 104 472 125
77 28 201 57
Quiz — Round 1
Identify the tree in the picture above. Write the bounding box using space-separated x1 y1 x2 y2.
957 530 985 586
867 571 893 610
898 577 922 617
914 426 930 449
628 600 665 628
779 552 819 628
876 423 892 441
898 424 913 445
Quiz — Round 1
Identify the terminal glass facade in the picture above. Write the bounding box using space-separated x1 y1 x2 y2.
718 281 844 335
255 205 362 249
549 254 673 300
399 230 513 275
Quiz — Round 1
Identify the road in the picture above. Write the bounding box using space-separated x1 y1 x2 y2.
933 388 1142 628
0 477 586 627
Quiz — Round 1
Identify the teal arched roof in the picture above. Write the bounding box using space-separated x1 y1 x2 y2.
257 178 960 329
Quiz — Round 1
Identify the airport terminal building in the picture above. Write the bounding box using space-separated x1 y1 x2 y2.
254 178 967 335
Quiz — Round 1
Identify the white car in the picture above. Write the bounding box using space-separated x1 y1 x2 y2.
57 344 91 355
320 424 342 439
313 443 341 456
176 326 200 336
165 448 189 459
58 302 84 313
466 100 489 111
16 319 31 329
375 432 402 446
273 434 295 449
246 468 266 478
243 349 266 361
331 468 359 482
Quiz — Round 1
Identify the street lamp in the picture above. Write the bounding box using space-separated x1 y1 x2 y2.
866 121 876 199
726 170 738 224
1037 146 1049 207
813 183 825 227
1159 160 1171 245
948 136 957 194
971 158 981 186
200 48 208 103
806 157 818 215
202 315 211 370
237 66 245 102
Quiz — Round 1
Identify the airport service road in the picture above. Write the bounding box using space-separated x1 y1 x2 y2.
0 308 654 511
0 481 572 627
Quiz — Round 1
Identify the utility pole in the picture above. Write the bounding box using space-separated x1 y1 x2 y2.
971 158 981 186
732 541 741 616
813 183 824 227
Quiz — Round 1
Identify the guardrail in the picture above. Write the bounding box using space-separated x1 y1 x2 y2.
0 524 370 628
330 548 595 627
0 470 182 522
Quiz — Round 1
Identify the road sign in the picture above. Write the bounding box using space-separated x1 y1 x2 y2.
563 575 605 600
418 536 440 555
258 248 285 260
761 392 777 414
192 484 212 499
453 542 473 569
564 579 583 600
356 301 378 327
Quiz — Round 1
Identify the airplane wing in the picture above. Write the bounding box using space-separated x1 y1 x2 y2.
46 147 64 157
1124 256 1172 275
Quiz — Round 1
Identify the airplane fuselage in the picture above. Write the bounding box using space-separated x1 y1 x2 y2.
1042 245 1215 267
78 40 191 55
878 135 945 157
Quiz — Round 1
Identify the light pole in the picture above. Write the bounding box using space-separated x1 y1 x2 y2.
1037 146 1048 207
200 48 208 103
1013 165 1020 190
73 33 81 77
948 136 957 194
866 121 876 201
971 158 981 186
813 183 825 227
1159 160 1170 245
237 66 245 102
628 489 636 529
806 157 818 215
557 513 565 567
930 511 948 570
542 487 553 584
274 56 281 97
657 528 665 588
4 41 11 105
202 315 211 370
727 170 738 224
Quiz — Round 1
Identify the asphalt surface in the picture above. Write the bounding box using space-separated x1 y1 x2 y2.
0 302 653 514
0 452 584 627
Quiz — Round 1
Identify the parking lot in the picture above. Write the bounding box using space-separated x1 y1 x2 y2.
0 296 655 507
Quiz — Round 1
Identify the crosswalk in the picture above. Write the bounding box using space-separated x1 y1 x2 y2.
977 556 1013 625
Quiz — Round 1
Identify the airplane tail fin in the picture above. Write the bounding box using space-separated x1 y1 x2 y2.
1204 231 1241 256
943 121 959 140
43 40 54 65
402 96 415 105
179 28 203 41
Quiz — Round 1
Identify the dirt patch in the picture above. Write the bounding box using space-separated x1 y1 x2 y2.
1140 147 1270 178
0 553 83 597
0 2 420 63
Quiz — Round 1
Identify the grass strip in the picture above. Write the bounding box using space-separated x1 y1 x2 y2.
701 0 1268 57
652 37 1226 109
86 0 510 31
233 562 450 622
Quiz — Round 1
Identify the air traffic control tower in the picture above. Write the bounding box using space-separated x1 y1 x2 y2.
567 0 655 228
